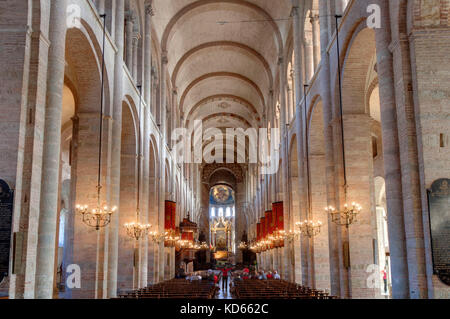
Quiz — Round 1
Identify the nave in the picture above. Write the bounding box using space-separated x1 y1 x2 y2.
0 0 449 300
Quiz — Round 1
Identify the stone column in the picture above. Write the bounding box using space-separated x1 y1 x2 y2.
125 13 134 73
291 1 307 285
388 1 429 299
273 248 279 273
35 0 67 299
310 13 320 71
373 0 409 299
319 0 341 297
108 0 125 299
304 32 314 83
160 52 168 140
141 0 154 289
132 33 139 81
278 56 293 282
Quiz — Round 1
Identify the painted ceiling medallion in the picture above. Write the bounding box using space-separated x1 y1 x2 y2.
210 185 234 204
218 101 231 109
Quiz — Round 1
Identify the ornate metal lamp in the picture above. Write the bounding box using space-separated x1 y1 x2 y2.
163 230 180 247
282 229 301 242
238 241 248 250
301 84 323 237
75 15 116 230
148 230 166 244
325 15 362 227
325 203 361 228
296 220 322 238
123 86 151 240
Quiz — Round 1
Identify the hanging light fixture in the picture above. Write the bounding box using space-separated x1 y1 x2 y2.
238 241 248 250
298 84 322 238
324 15 362 228
124 86 151 240
296 220 323 238
282 229 301 242
76 14 117 230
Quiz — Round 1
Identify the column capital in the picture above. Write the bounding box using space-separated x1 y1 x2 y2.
290 6 300 18
162 50 168 65
145 0 155 16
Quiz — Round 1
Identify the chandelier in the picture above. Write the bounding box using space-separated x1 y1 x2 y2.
282 229 301 242
75 15 116 230
164 230 180 247
176 239 201 251
296 220 322 238
125 221 152 240
301 84 323 237
326 15 362 228
76 202 117 231
267 230 285 247
123 86 151 240
238 241 248 250
325 203 362 228
148 230 166 244
249 243 260 253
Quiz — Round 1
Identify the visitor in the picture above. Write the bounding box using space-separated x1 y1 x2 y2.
381 268 387 293
258 271 267 280
222 266 231 290
273 271 281 280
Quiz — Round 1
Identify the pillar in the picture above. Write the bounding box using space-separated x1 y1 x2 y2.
291 1 307 285
310 12 321 71
125 12 134 73
142 0 154 288
107 0 125 299
132 33 139 81
373 0 409 299
34 0 67 299
319 0 342 297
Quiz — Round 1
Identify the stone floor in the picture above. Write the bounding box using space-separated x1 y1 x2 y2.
217 278 233 299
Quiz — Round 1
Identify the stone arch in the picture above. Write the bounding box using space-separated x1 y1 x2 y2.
161 0 283 55
171 41 273 90
340 26 377 115
334 21 381 298
117 100 138 293
185 94 261 127
67 22 112 298
307 98 331 292
179 72 265 111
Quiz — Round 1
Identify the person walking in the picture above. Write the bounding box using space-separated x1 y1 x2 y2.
221 266 231 290
381 268 387 293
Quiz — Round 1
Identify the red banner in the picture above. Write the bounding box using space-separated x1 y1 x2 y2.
272 202 284 231
165 200 176 231
260 216 266 239
265 211 271 235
